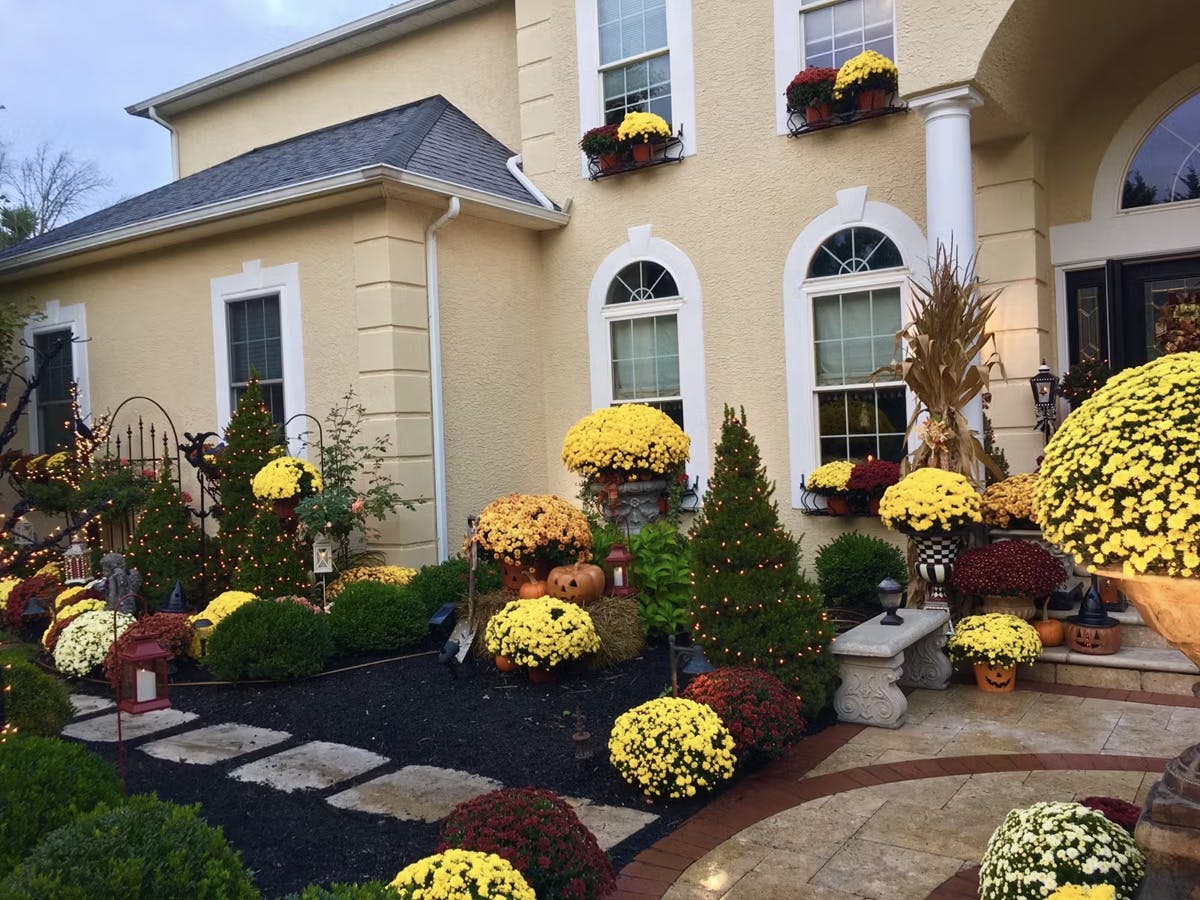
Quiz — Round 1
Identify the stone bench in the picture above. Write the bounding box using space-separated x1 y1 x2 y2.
830 609 952 729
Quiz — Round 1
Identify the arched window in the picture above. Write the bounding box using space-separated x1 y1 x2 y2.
605 261 683 427
1121 92 1200 209
808 227 904 277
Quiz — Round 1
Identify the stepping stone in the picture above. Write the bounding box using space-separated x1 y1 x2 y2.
229 741 388 792
327 765 502 822
566 798 659 851
140 722 291 765
62 708 198 742
69 694 115 716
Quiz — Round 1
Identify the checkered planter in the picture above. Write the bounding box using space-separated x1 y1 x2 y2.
913 533 962 610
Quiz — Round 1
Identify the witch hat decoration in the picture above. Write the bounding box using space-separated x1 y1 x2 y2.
161 580 188 614
1067 580 1120 628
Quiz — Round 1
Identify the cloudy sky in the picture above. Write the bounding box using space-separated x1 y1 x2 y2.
0 0 390 217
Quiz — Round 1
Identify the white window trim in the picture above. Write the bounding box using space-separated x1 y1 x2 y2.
587 224 710 491
575 0 698 173
772 0 898 135
24 300 90 453
783 187 926 508
210 259 306 453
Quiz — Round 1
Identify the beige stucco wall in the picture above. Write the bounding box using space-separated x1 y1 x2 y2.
170 3 522 176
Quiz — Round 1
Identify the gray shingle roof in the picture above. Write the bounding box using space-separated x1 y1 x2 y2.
0 95 549 264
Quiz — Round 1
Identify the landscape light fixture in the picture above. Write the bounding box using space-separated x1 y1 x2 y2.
1030 360 1059 441
667 633 715 696
603 542 636 598
877 577 905 626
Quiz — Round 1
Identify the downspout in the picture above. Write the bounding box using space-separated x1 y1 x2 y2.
146 105 180 180
425 196 460 562
506 154 554 209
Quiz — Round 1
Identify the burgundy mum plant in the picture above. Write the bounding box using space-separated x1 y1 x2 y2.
951 540 1065 598
682 666 805 763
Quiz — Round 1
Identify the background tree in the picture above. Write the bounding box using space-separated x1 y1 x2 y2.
125 458 201 609
689 406 837 716
0 205 36 248
1 142 109 236
231 505 308 598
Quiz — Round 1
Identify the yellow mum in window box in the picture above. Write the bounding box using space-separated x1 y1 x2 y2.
617 110 672 144
250 456 323 501
484 597 600 670
878 467 982 534
807 460 855 495
833 49 899 100
561 404 690 481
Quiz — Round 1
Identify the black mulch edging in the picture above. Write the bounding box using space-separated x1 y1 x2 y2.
64 638 831 898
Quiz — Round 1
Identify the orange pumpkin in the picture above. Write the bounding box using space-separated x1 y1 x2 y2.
1032 618 1065 647
547 563 606 605
494 654 517 672
518 575 548 600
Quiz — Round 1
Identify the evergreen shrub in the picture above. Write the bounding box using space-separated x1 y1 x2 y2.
814 532 906 612
204 599 332 680
406 557 502 617
284 883 395 899
3 661 72 736
327 582 427 653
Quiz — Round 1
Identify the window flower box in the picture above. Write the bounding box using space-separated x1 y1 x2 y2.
585 113 686 180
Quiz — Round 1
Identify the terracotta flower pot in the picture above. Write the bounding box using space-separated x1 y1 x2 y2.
494 655 517 673
527 666 557 684
856 88 889 112
826 496 850 516
973 662 1017 693
631 141 658 164
868 497 881 515
598 151 622 172
805 102 834 125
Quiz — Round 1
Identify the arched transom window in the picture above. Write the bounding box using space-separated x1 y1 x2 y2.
605 261 683 427
1122 91 1200 209
808 226 904 277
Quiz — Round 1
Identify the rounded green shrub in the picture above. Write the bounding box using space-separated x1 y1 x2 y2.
814 531 906 611
406 557 501 617
0 793 259 899
204 599 332 681
327 582 427 653
284 883 396 899
4 661 72 736
0 735 124 875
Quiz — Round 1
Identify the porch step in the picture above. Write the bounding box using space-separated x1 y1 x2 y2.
1046 601 1174 650
1022 645 1199 696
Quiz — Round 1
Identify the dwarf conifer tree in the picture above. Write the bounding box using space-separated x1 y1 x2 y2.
231 505 309 598
689 405 837 716
125 457 200 610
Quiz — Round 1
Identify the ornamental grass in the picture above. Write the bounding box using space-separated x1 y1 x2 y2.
951 540 1065 599
981 472 1039 528
390 849 535 900
878 467 982 534
1033 352 1200 577
251 455 323 500
608 697 736 800
946 614 1042 669
561 404 690 480
484 597 600 670
472 493 593 565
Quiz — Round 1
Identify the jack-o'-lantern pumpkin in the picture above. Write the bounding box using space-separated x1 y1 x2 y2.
547 563 606 605
1065 622 1121 655
518 574 548 600
1032 618 1065 647
973 662 1016 693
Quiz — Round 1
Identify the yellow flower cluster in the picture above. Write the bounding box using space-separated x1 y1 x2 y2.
617 111 672 143
390 849 535 900
982 473 1039 529
0 577 21 606
54 598 106 623
250 456 324 501
1048 887 1117 900
808 460 854 493
327 565 418 599
608 697 737 800
947 614 1042 668
484 597 600 669
1033 353 1200 577
878 467 982 534
561 404 690 480
35 561 64 582
53 585 89 611
187 590 259 657
473 494 593 565
833 49 899 99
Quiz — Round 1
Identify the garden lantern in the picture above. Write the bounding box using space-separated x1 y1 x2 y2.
116 637 170 714
1029 360 1059 441
312 534 334 574
603 542 635 597
877 577 905 626
667 633 715 696
191 618 214 657
63 536 91 585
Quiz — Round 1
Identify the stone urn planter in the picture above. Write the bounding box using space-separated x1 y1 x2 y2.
979 594 1037 621
590 478 668 534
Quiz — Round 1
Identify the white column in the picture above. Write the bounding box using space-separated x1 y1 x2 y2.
908 85 982 263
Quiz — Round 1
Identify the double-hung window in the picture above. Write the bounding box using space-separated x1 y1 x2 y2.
605 261 683 428
33 329 74 452
800 0 894 69
599 0 672 125
227 294 285 424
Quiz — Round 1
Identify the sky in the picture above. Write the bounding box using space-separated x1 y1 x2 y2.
0 0 392 218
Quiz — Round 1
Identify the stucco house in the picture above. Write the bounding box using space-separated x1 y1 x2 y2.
1 0 1198 570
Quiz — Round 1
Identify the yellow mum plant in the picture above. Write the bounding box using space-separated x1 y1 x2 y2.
473 493 593 565
561 404 690 481
833 49 899 99
1033 352 1200 577
947 614 1042 669
250 456 323 501
187 590 259 657
484 597 600 670
807 460 854 494
878 467 982 534
54 597 106 623
981 472 1039 529
617 110 672 144
327 565 418 599
608 697 737 800
390 849 535 900
1047 887 1117 900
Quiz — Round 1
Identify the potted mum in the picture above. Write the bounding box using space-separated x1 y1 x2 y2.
617 111 672 164
484 596 600 682
952 539 1066 621
981 472 1039 530
561 404 690 531
251 455 323 521
834 49 899 113
579 123 624 172
807 460 854 515
471 493 593 592
846 458 900 514
947 613 1042 692
785 66 839 125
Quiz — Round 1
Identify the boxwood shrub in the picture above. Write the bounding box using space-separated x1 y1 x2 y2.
4 660 73 736
815 531 906 612
327 582 427 653
204 600 333 681
0 794 259 899
406 557 502 617
284 883 396 899
0 735 124 875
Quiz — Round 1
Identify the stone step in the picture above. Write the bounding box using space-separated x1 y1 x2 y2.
1024 645 1200 696
1046 602 1173 650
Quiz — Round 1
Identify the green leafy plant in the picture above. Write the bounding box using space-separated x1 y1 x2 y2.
815 532 906 612
629 521 693 637
2 661 72 736
0 793 260 899
0 735 124 875
284 884 396 899
231 505 309 598
327 581 427 653
204 599 332 680
406 557 502 618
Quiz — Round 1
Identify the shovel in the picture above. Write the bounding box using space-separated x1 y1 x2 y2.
448 516 479 662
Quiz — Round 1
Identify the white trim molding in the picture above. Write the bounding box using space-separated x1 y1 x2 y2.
575 0 698 170
24 300 90 453
782 189 926 508
586 224 711 491
210 260 306 452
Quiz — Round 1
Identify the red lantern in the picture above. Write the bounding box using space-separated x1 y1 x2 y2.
117 638 171 714
603 542 636 598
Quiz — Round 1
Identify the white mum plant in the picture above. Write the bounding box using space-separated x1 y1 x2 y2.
53 610 134 677
979 802 1144 900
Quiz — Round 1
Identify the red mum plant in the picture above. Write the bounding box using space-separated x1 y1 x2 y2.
102 613 193 690
1081 796 1141 834
579 123 622 157
4 574 60 629
951 539 1066 598
41 610 87 654
786 66 840 113
847 459 901 497
682 666 805 763
438 787 615 900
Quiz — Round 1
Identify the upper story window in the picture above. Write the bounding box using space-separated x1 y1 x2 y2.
801 0 893 69
1122 91 1200 209
228 294 285 424
599 0 672 125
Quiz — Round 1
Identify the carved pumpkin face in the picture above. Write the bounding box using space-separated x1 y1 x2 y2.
1066 623 1121 655
984 668 1014 690
547 563 605 605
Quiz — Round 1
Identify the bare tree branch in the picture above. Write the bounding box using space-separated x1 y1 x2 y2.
1 142 110 234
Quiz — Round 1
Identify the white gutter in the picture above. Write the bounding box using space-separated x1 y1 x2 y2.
425 196 460 562
145 106 180 180
505 155 554 210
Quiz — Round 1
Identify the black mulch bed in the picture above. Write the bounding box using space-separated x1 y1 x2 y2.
64 636 834 898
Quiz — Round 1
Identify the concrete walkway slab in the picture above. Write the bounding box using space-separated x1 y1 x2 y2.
327 765 502 821
230 741 388 792
69 694 114 716
566 798 659 851
140 722 292 765
62 708 198 742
